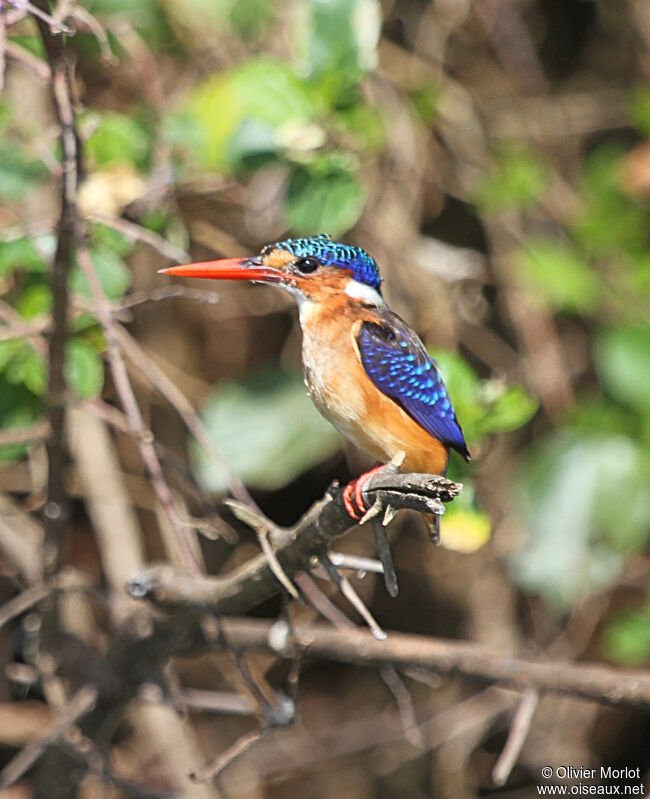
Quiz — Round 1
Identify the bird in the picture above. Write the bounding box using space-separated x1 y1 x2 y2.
160 233 470 595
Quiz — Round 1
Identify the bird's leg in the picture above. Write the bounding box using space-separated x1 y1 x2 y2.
342 462 400 596
342 464 386 521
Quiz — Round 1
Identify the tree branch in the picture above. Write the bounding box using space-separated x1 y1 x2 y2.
33 0 80 576
216 617 650 711
127 472 461 615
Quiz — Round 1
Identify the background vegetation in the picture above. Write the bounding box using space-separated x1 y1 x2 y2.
0 0 649 796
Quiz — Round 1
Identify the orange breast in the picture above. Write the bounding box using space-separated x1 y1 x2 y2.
299 299 449 476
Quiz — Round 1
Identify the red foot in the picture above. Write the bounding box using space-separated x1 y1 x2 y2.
342 465 385 521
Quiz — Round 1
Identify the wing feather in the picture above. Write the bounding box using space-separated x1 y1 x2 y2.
356 311 470 460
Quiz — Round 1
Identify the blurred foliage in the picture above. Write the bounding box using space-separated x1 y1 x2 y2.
193 368 341 491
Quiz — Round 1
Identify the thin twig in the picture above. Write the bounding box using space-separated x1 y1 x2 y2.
189 728 262 783
117 285 221 310
319 554 386 640
76 245 201 575
329 552 384 574
178 689 255 716
0 420 50 448
4 40 51 80
87 212 189 263
227 501 299 599
0 582 53 631
71 7 117 64
25 0 74 34
115 325 256 508
201 615 289 724
492 689 539 786
378 665 424 748
0 685 97 789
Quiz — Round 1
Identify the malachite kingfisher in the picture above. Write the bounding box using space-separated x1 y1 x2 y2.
161 234 470 594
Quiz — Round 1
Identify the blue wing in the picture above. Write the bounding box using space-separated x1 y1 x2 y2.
356 313 470 460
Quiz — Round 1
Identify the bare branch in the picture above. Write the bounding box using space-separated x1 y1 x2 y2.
127 472 461 615
217 618 650 711
115 325 255 509
76 244 201 575
492 689 539 786
32 0 80 576
0 685 97 790
0 420 50 448
190 728 262 783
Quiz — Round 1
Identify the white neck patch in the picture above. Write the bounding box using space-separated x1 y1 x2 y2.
344 279 385 306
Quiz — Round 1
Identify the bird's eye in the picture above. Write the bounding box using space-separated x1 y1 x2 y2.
296 256 319 274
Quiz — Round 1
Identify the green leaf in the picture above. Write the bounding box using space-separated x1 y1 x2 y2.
428 350 538 445
192 368 341 491
629 89 650 137
477 382 539 435
229 0 273 38
409 85 440 124
87 0 172 48
0 143 48 201
429 351 479 406
0 403 44 465
0 234 52 277
287 161 366 237
175 59 317 172
475 147 548 212
17 284 52 319
332 104 385 152
574 146 649 256
594 326 650 412
515 239 601 313
511 434 650 608
226 119 280 167
90 223 134 257
297 0 380 83
65 339 104 400
4 345 47 396
603 609 650 665
84 111 152 170
71 245 132 300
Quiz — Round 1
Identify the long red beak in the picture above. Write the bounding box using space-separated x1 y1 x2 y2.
159 257 284 283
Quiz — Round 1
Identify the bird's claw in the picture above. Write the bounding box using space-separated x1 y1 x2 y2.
341 464 402 596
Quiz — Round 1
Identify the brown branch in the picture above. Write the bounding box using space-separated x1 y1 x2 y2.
127 472 461 615
492 689 539 786
0 685 97 790
217 617 650 711
189 728 262 783
76 245 201 575
0 420 50 448
115 324 255 509
33 0 80 576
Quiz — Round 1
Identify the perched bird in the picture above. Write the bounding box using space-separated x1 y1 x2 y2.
161 234 469 594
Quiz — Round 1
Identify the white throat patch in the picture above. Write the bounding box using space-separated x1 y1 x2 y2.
344 279 385 306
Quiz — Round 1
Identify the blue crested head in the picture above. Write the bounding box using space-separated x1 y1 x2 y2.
267 234 382 292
